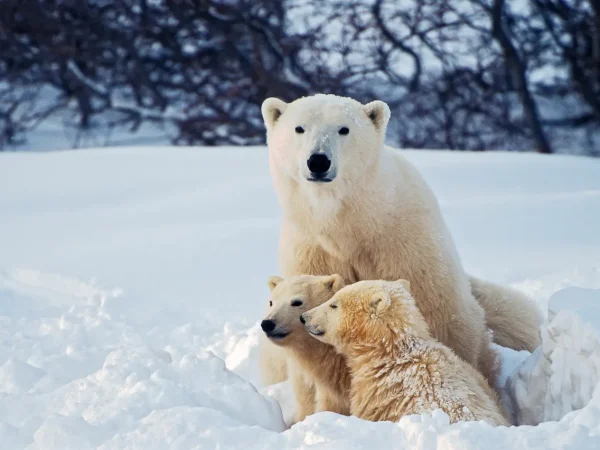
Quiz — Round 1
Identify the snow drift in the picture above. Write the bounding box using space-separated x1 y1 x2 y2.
1 147 600 449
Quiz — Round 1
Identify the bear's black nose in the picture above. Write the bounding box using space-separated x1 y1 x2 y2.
307 154 331 175
299 314 306 324
261 319 276 333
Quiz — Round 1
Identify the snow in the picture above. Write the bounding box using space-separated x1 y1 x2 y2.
1 146 600 448
505 288 600 426
549 287 600 331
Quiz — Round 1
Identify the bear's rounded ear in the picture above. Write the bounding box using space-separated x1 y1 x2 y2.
363 100 391 131
370 291 391 316
261 98 288 129
267 275 284 291
324 274 345 292
396 279 411 293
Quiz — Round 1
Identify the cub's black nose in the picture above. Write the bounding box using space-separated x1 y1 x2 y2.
307 154 331 174
261 319 276 333
299 314 306 324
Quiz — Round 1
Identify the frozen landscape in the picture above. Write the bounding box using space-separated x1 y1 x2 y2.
1 146 600 449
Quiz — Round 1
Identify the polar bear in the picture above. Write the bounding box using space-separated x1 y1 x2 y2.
300 279 509 426
261 274 350 424
259 94 541 386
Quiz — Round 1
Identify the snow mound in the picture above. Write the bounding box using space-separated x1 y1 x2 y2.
3 273 600 449
504 288 600 425
0 272 285 449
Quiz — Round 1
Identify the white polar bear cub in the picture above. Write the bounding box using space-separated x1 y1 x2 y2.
259 94 542 387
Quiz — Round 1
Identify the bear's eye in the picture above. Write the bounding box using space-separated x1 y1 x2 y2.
269 301 272 307
330 303 338 309
291 299 303 307
295 126 305 134
338 127 349 135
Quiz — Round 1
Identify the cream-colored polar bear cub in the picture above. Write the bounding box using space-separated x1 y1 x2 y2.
261 274 351 424
301 279 509 426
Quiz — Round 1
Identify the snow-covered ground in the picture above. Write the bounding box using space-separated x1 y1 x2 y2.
1 146 600 449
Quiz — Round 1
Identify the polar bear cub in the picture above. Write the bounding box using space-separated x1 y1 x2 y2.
261 274 351 424
301 279 509 426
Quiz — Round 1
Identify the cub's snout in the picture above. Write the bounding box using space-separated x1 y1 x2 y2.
261 319 276 333
260 318 289 340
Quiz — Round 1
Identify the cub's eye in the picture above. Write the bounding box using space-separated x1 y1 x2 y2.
330 303 338 309
339 127 349 135
295 126 305 134
291 299 303 307
269 301 273 307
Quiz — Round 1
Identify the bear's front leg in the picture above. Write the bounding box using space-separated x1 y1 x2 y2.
315 385 350 416
289 368 316 425
259 333 289 385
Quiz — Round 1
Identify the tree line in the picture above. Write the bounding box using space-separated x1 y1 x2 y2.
1 0 599 155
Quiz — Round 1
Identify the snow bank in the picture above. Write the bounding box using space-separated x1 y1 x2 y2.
1 147 599 448
504 288 600 426
0 272 285 449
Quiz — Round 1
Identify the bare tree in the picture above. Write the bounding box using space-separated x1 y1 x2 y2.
488 0 552 153
0 0 329 147
1 0 598 154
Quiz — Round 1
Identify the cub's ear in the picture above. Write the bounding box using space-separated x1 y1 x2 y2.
267 275 284 291
323 274 345 292
261 98 288 129
396 279 411 293
370 291 391 316
363 100 391 131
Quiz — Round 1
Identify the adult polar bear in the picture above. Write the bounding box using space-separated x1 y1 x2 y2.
260 94 541 385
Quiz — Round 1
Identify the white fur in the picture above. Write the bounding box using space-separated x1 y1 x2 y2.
260 94 541 387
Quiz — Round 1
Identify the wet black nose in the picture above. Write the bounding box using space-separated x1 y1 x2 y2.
261 319 276 333
307 154 331 174
299 314 306 324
